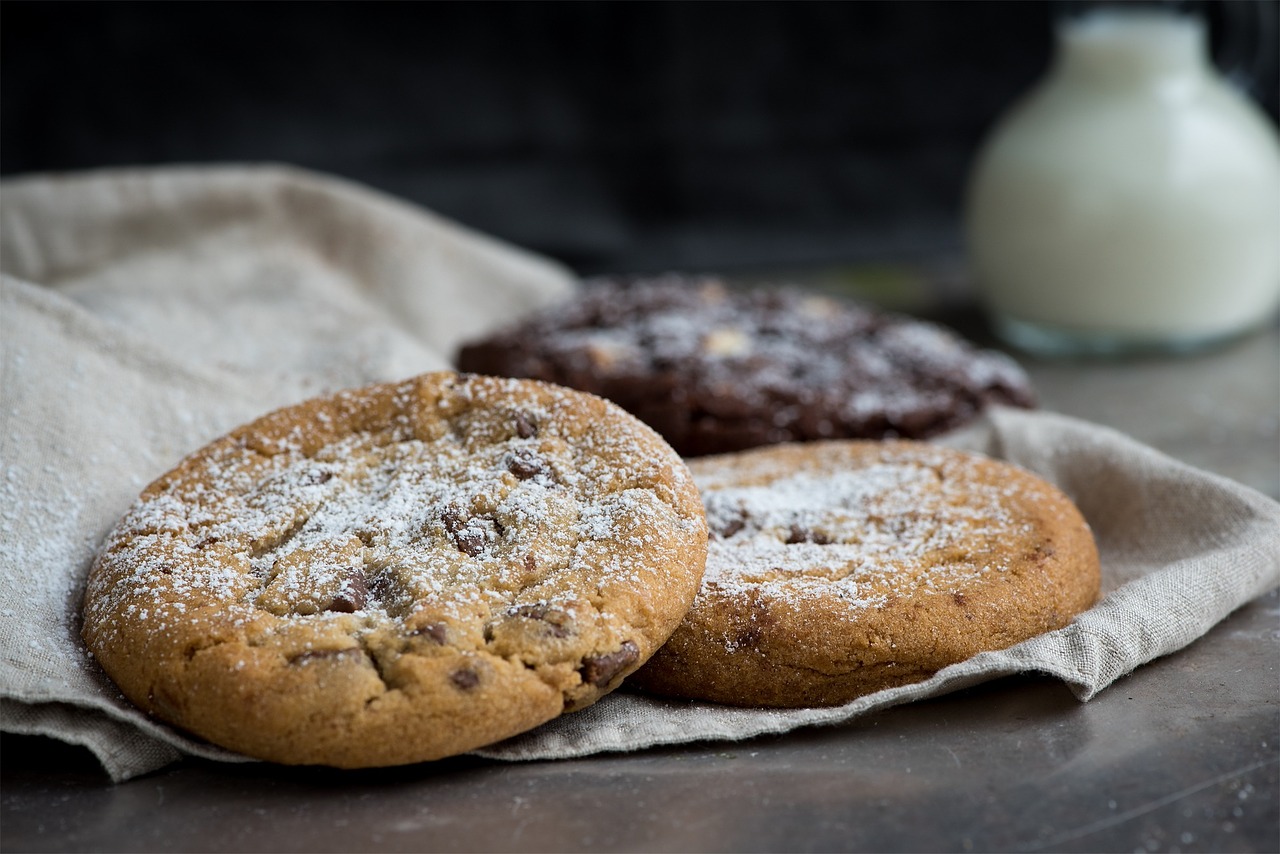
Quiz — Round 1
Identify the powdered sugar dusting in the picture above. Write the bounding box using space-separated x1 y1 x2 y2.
84 374 704 652
692 445 1034 613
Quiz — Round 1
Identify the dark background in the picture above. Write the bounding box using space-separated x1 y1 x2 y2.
3 1 1277 276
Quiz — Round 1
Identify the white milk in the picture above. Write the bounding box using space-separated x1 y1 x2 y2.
965 9 1280 355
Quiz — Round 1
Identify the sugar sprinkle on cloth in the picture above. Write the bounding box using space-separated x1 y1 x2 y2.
2 165 1277 782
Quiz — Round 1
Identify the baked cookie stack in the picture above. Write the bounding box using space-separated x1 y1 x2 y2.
83 279 1099 766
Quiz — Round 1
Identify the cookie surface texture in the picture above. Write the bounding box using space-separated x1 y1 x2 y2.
82 372 708 767
629 441 1099 707
455 277 1036 457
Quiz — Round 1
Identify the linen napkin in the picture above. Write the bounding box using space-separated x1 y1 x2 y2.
2 165 1277 782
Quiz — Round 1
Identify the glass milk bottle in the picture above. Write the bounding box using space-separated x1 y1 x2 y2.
965 7 1280 356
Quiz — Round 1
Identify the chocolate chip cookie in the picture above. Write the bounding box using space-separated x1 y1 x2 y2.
82 372 708 767
455 277 1036 457
629 440 1099 707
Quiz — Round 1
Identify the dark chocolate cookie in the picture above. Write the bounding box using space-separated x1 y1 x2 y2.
456 277 1035 457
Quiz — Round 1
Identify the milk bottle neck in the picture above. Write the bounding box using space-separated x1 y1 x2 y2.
1053 10 1211 90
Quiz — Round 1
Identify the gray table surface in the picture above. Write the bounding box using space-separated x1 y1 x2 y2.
3 296 1277 854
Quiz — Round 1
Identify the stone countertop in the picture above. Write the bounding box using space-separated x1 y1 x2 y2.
3 297 1277 854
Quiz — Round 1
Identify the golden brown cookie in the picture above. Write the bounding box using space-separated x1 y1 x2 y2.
629 440 1099 707
82 372 707 767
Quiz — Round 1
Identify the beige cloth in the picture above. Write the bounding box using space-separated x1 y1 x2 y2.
2 166 1277 783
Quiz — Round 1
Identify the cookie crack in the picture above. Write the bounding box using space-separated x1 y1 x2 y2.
359 642 395 699
180 636 227 663
249 510 313 562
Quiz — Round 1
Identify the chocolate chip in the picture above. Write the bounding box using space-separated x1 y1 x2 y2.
450 668 480 690
441 505 466 533
952 592 967 607
368 571 396 602
580 641 639 687
514 412 538 439
506 450 544 480
327 597 359 614
454 530 486 556
327 569 369 613
301 469 334 486
441 505 486 556
785 524 834 545
411 623 448 644
715 516 746 539
512 603 572 638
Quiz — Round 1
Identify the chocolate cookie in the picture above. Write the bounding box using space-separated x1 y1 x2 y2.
629 441 1099 707
455 277 1036 457
82 372 708 767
